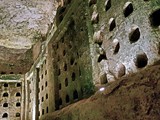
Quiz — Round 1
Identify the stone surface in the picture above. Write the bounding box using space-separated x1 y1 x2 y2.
0 0 58 73
89 0 160 84
40 65 160 120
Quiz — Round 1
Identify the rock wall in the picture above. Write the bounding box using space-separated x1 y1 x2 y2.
40 65 160 120
0 76 24 120
0 0 58 73
88 0 160 85
25 1 94 120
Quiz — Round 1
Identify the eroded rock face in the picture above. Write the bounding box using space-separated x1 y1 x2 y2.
40 65 160 120
0 0 58 73
89 0 160 85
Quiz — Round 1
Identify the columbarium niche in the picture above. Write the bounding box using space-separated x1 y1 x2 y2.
149 9 160 27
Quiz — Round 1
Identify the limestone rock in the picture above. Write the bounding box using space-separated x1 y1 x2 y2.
0 0 58 73
41 65 160 120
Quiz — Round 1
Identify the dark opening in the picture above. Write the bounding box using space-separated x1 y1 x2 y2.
42 109 44 115
149 9 160 27
73 90 78 100
105 0 111 11
69 19 75 29
38 111 40 116
59 7 66 15
45 70 47 75
3 103 8 107
3 92 8 97
123 2 133 17
42 97 44 102
16 102 21 107
16 83 21 87
45 81 47 87
135 53 148 68
16 92 21 97
89 0 97 7
46 94 48 99
64 63 67 71
56 44 59 49
2 113 8 118
66 95 70 103
46 107 49 113
16 113 20 117
114 42 120 54
129 27 140 43
63 50 66 56
70 57 74 65
109 18 116 31
1 72 6 74
10 72 14 74
4 83 8 87
59 83 61 90
97 54 107 62
41 74 43 79
72 72 76 81
65 78 68 87
59 98 62 106
42 86 43 91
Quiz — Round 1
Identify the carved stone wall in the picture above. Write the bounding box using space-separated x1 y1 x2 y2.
0 79 23 120
88 0 160 85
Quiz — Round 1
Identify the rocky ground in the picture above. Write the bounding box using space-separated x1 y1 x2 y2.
0 0 58 73
41 64 160 120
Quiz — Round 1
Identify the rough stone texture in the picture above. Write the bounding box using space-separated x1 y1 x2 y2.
89 0 160 84
40 65 160 120
1 0 160 119
0 0 58 73
25 0 94 119
0 76 24 120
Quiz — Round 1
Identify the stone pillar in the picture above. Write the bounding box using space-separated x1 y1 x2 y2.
32 69 39 120
24 78 29 120
21 77 25 120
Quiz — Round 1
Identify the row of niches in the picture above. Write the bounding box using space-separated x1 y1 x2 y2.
57 60 80 76
93 24 141 55
39 60 47 80
38 81 48 93
53 44 79 64
2 113 20 118
90 1 160 29
58 89 79 107
2 92 21 97
0 72 22 75
38 93 49 104
1 83 21 87
1 102 21 107
39 107 48 117
58 69 81 90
